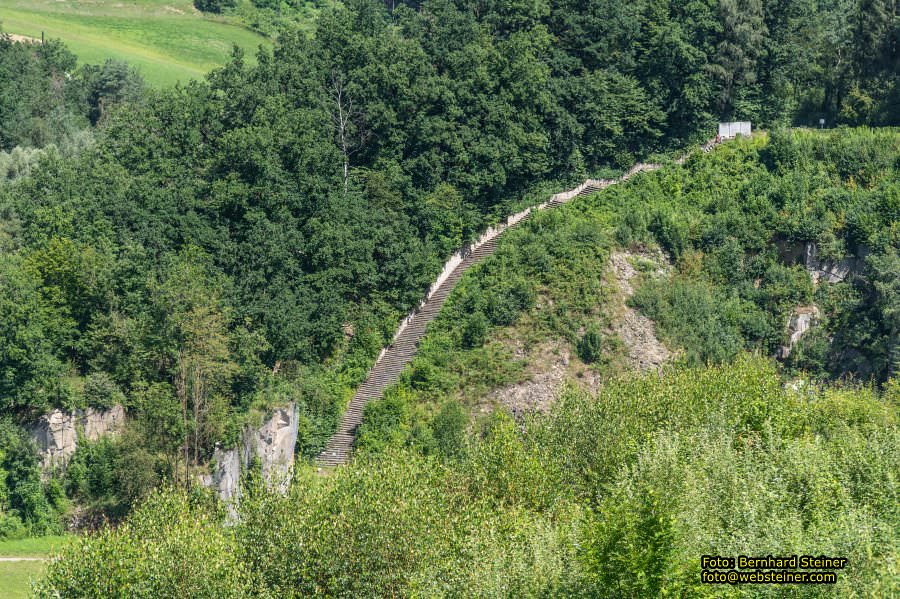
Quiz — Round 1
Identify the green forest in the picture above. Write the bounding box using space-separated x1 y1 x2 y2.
0 0 898 595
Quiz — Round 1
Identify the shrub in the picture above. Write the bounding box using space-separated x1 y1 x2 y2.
35 489 263 598
576 326 605 363
193 0 237 13
31 360 898 597
461 311 488 349
430 401 467 460
82 372 124 409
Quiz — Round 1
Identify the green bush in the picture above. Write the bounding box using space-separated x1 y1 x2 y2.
430 401 467 460
35 488 263 598
81 372 124 409
33 359 899 597
0 420 61 537
631 277 755 365
193 0 237 13
576 326 605 363
461 311 489 349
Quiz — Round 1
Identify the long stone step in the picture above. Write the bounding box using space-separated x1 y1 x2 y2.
315 141 718 468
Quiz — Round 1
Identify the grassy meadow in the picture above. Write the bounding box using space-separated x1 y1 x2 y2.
0 0 272 86
0 560 45 599
0 536 71 598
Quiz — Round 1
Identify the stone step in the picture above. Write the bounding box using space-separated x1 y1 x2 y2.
315 154 687 467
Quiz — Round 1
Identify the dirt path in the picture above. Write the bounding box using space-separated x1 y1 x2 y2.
5 34 41 44
608 250 671 371
0 557 47 561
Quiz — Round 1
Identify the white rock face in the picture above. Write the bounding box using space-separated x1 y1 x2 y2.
244 405 297 494
209 446 243 507
608 250 672 372
803 243 859 284
83 405 126 439
205 403 299 513
778 240 862 284
29 405 126 471
778 306 821 359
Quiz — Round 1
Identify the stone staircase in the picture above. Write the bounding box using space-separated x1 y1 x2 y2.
315 179 611 467
316 236 504 466
315 142 718 468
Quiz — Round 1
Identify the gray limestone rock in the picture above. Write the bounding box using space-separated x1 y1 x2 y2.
29 405 125 471
204 403 299 514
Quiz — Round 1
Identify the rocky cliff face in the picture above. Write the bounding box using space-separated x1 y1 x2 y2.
777 306 821 359
203 404 299 512
778 240 864 284
29 405 126 471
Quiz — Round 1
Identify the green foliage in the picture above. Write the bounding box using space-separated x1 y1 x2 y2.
358 130 898 470
35 488 264 598
1 0 897 539
37 359 899 596
0 36 84 150
0 255 72 413
0 420 62 538
632 276 759 365
79 59 145 125
576 325 604 364
194 0 238 13
63 433 161 520
460 311 489 349
81 372 124 409
430 401 466 460
610 130 899 380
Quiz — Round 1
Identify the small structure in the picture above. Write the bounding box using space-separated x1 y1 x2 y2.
718 121 752 139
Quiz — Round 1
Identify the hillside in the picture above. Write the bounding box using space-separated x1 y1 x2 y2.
38 358 900 597
30 128 900 597
0 0 273 86
0 0 898 595
355 129 899 455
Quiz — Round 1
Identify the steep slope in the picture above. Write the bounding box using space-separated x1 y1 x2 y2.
316 159 697 467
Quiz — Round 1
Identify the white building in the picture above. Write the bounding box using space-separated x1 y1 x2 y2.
718 121 752 139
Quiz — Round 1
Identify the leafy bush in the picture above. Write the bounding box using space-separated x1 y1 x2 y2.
37 359 898 597
631 277 757 364
193 0 237 13
430 401 467 460
461 311 489 349
0 420 61 538
576 326 605 363
81 372 124 409
35 489 263 598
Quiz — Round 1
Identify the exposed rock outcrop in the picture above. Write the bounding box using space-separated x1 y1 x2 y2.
609 249 672 371
777 306 821 359
481 249 673 417
482 342 570 417
778 241 864 284
29 405 126 471
203 403 299 512
206 444 242 507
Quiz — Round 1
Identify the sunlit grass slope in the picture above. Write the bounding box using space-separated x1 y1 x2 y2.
0 536 72 599
0 0 272 86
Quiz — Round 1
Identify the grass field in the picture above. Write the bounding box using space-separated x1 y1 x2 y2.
0 560 45 599
0 536 72 557
0 536 72 598
0 0 273 86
